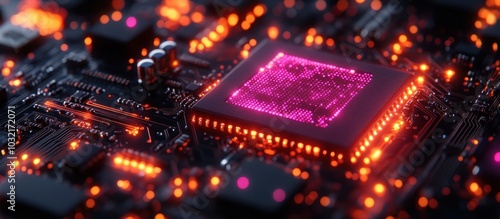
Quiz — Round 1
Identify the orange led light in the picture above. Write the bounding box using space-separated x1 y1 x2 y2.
60 44 68 51
33 158 41 165
5 60 15 68
364 197 375 208
253 4 266 17
370 0 382 10
188 178 198 190
2 68 11 77
9 79 21 87
191 12 204 23
445 69 455 78
409 25 418 34
111 11 122 21
86 199 95 208
419 64 429 71
267 26 279 40
90 186 100 196
145 190 155 200
418 196 428 207
84 37 92 46
173 188 183 198
100 15 110 24
174 177 183 186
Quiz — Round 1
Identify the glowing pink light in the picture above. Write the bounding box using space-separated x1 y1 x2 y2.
237 176 250 189
126 16 137 28
272 188 286 202
495 152 500 163
227 53 372 127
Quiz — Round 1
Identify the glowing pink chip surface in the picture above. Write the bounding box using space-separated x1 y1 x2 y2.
227 53 373 128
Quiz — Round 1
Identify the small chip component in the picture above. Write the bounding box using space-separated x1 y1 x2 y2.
88 13 154 64
0 173 86 217
217 159 304 214
0 22 40 54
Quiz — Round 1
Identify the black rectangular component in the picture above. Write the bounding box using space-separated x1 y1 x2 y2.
0 173 86 217
0 22 40 54
217 159 304 215
88 13 154 64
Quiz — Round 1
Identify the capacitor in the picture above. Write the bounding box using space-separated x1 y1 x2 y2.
159 41 178 68
137 59 156 86
148 49 168 75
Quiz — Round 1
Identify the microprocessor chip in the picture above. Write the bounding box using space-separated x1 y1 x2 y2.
192 41 413 157
217 159 304 214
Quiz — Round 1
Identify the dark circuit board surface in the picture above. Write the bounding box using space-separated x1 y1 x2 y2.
1 0 500 218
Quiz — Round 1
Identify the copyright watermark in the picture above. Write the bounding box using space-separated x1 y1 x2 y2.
6 105 17 211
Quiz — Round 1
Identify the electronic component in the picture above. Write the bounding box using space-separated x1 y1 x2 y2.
192 41 414 160
88 13 154 64
0 22 40 54
217 159 304 215
0 173 86 217
159 40 178 70
148 49 168 74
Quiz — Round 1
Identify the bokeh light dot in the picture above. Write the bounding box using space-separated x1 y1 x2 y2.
126 16 137 28
273 188 286 202
237 176 250 189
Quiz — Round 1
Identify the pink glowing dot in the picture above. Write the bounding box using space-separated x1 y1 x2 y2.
237 176 250 189
495 152 500 163
272 188 286 202
126 17 137 28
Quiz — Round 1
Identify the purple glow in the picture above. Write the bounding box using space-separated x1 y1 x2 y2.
272 188 286 202
227 53 372 128
495 152 500 163
126 17 137 28
236 176 250 189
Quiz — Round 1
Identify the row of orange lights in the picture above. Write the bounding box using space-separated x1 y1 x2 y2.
350 80 420 167
191 114 344 161
475 6 498 29
2 60 15 77
198 79 220 98
304 28 335 48
157 0 205 29
189 4 266 53
113 153 161 177
189 18 228 53
240 39 258 59
293 191 332 207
